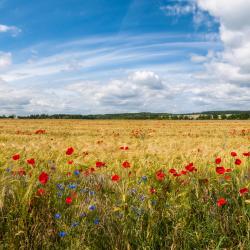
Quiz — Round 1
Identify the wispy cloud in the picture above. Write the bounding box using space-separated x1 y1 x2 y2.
0 24 21 36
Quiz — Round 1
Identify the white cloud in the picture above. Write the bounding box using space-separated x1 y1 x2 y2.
0 52 12 69
0 24 21 36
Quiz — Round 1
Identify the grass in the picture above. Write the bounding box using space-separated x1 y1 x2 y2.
0 119 249 249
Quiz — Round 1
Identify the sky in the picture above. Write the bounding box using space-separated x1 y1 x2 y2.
0 0 250 115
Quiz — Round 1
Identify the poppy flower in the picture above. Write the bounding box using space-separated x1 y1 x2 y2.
169 168 176 174
18 168 26 176
150 187 156 194
111 174 120 182
226 168 232 172
96 161 106 168
66 172 72 177
67 160 74 165
216 167 226 175
120 146 129 150
243 152 250 157
35 129 46 134
66 147 74 155
122 161 131 168
224 175 231 181
217 198 227 207
180 170 187 175
37 188 45 196
185 163 197 172
231 151 237 157
239 187 249 195
39 171 49 185
156 170 166 181
12 154 20 161
173 173 182 177
215 158 221 164
235 159 241 165
65 196 73 204
27 158 35 166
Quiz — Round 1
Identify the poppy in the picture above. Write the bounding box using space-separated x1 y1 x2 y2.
65 196 73 204
239 187 249 195
66 147 74 156
169 168 176 174
180 170 187 175
215 158 221 164
67 160 73 165
216 167 226 175
96 161 106 168
18 168 26 176
27 158 35 166
39 171 49 185
231 151 237 157
150 187 156 194
217 198 227 207
37 188 45 196
235 159 241 165
122 161 131 168
120 146 129 150
243 152 250 157
156 170 166 181
12 154 20 161
111 174 120 182
185 163 197 172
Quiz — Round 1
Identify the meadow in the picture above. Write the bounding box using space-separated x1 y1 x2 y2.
0 119 249 249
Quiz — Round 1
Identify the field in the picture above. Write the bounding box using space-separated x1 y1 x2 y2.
0 119 249 249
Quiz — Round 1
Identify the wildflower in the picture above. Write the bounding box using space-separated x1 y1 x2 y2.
68 184 77 189
27 158 35 166
65 196 73 204
66 147 74 155
185 163 197 172
93 218 100 225
215 158 221 164
67 160 73 165
231 151 237 157
37 188 45 196
122 161 131 168
96 161 106 168
141 176 147 182
111 174 120 182
12 154 20 161
180 170 187 175
243 152 250 157
18 168 26 176
58 231 66 237
71 222 79 227
169 168 176 174
156 169 165 181
57 184 64 190
120 146 129 150
150 187 156 194
55 213 61 219
235 159 242 165
89 205 96 211
239 187 249 195
217 198 227 207
39 171 49 185
216 167 226 175
74 170 80 176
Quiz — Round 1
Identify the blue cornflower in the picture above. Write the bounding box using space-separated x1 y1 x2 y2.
6 168 11 173
57 192 63 197
80 212 87 218
139 195 146 201
93 218 100 225
141 176 147 182
68 184 77 189
89 190 95 196
55 213 61 219
74 170 80 176
71 222 79 227
89 205 96 211
130 188 137 195
57 184 64 191
58 231 66 237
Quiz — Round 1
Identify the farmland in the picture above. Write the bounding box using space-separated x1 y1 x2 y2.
0 119 249 249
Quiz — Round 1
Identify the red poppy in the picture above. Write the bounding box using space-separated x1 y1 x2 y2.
39 171 49 185
67 160 74 165
243 152 250 157
37 188 45 196
226 168 232 172
156 170 166 181
217 198 227 207
111 174 120 182
231 151 237 157
239 187 249 195
180 170 187 175
66 147 74 155
150 187 156 194
169 168 176 174
120 146 129 150
27 158 35 166
35 129 46 134
216 166 226 175
96 161 106 168
12 154 20 161
65 196 73 204
173 173 182 177
215 158 221 164
66 172 72 176
224 175 231 181
185 163 197 172
122 161 131 168
18 168 26 176
235 159 242 165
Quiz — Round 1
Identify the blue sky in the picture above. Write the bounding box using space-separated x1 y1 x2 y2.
0 0 249 114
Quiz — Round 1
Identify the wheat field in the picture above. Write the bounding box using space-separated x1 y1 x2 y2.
0 119 249 249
